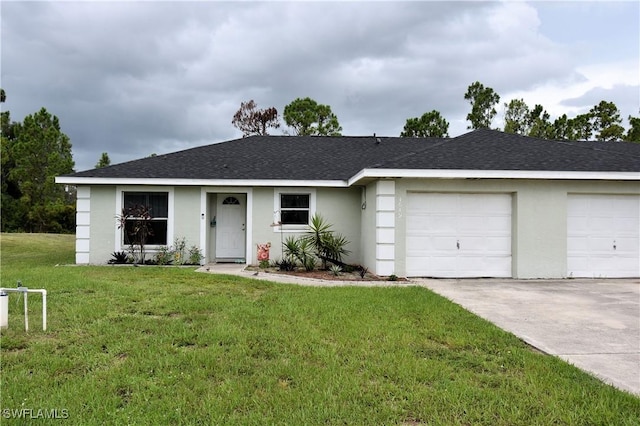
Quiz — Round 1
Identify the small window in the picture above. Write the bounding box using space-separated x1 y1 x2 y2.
122 192 169 245
280 194 310 225
222 196 240 205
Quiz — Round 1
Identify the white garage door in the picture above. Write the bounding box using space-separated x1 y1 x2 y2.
567 194 640 278
406 193 512 278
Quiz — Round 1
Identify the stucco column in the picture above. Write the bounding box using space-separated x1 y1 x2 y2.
375 180 395 276
75 186 91 264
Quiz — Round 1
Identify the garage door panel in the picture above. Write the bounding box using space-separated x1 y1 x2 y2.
458 217 485 232
481 258 512 278
617 217 640 233
406 193 512 278
587 237 617 252
408 193 453 213
615 237 639 252
406 214 430 229
432 236 455 251
568 194 640 278
588 217 614 233
484 236 512 253
430 216 457 232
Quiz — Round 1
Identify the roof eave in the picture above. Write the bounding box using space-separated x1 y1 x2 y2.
56 169 640 189
55 176 350 188
347 169 640 186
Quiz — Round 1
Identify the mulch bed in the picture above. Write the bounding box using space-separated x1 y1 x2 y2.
246 266 406 282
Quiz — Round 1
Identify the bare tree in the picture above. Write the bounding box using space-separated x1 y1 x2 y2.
232 100 280 137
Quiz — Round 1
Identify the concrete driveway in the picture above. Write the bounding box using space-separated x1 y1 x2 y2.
418 278 640 396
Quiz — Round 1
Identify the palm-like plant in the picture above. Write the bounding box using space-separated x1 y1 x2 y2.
303 214 350 269
282 236 316 271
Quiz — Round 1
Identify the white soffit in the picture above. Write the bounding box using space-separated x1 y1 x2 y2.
55 177 349 187
348 169 640 185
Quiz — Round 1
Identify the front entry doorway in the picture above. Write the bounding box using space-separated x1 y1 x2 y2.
215 194 246 261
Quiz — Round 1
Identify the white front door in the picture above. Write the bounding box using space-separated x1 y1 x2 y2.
567 194 640 278
215 194 246 260
406 193 512 278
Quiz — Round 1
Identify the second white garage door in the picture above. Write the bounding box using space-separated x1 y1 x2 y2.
567 194 640 278
406 193 512 278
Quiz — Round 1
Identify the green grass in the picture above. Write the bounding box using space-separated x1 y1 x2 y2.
1 233 639 425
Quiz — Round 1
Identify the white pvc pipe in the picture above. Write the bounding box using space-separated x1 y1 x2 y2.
0 288 47 331
24 291 28 331
0 292 8 328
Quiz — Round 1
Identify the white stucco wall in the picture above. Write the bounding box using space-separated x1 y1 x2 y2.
360 183 378 272
173 187 201 248
251 186 363 265
81 179 638 277
317 187 362 265
251 187 276 260
89 185 117 264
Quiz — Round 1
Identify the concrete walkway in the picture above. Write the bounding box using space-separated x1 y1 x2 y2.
197 264 640 396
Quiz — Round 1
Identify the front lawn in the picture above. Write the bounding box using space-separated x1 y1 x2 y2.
1 233 638 425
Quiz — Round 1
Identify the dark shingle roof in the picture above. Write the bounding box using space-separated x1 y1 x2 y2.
65 129 640 181
378 129 640 172
68 135 444 180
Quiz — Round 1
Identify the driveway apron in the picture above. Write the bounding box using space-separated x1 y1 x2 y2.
418 279 640 396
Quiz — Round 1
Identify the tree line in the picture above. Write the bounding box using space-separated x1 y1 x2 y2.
233 82 640 142
1 89 76 233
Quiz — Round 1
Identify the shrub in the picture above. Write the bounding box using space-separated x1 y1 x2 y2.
173 237 187 265
276 258 296 271
282 236 301 266
155 246 173 265
153 238 202 266
282 237 315 271
116 204 154 264
187 245 203 265
279 214 351 272
302 214 350 269
109 251 129 264
329 265 342 276
359 266 369 279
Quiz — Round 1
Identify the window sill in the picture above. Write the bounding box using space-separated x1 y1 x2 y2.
272 225 311 233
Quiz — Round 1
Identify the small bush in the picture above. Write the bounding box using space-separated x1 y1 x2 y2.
153 238 202 266
359 267 369 279
259 260 270 269
277 258 296 271
155 246 173 265
329 265 342 276
388 274 398 281
187 245 203 265
109 251 129 264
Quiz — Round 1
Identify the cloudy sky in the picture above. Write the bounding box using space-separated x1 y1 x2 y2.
2 1 638 172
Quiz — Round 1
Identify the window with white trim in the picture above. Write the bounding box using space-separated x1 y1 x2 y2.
122 192 169 245
274 188 316 231
280 194 310 225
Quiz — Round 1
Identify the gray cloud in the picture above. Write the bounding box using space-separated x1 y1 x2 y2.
561 84 640 121
2 1 636 171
